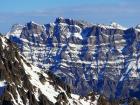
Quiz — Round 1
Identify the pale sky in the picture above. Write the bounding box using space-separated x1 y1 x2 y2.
0 0 140 33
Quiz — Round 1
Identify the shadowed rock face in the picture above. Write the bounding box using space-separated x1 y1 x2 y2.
7 18 140 101
0 36 53 105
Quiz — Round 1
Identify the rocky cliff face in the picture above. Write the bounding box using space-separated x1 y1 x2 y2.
6 17 140 101
0 35 105 105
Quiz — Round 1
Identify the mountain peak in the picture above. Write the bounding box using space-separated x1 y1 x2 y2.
110 22 127 30
54 17 91 29
26 21 42 27
55 17 74 24
6 24 23 38
136 24 140 29
135 24 140 32
96 22 127 30
110 22 120 27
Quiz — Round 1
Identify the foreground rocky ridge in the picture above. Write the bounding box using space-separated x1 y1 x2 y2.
0 35 106 105
6 17 140 101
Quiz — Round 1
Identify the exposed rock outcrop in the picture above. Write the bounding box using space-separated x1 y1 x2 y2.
6 18 140 103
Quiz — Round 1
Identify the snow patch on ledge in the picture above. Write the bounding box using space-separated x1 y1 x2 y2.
0 80 7 87
0 80 7 96
73 33 83 39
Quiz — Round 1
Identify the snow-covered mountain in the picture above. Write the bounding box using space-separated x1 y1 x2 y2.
0 35 107 105
6 17 140 102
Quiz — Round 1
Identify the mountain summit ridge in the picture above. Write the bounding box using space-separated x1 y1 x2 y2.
8 17 138 37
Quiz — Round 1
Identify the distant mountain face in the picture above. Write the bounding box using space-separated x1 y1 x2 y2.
0 35 106 105
6 17 140 100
